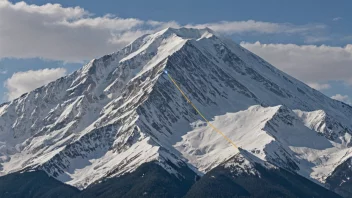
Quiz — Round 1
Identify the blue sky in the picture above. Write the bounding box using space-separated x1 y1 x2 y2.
0 0 351 104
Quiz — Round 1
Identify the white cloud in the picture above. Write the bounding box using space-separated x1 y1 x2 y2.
189 20 326 35
307 83 331 91
241 42 352 85
0 0 327 62
331 94 351 104
333 17 343 21
0 0 151 62
4 68 67 100
304 36 331 44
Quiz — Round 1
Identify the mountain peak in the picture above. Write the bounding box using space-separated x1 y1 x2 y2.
1 27 352 197
158 27 216 40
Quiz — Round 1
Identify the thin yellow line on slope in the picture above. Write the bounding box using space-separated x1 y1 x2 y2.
166 73 239 151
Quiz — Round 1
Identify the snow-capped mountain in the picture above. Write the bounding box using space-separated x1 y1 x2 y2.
0 27 351 196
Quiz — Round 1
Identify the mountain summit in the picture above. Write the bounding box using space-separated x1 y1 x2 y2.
0 27 351 197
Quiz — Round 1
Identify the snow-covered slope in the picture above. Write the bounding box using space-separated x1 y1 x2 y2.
0 27 351 194
175 105 352 184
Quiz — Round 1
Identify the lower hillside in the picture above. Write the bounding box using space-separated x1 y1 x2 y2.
77 162 198 198
0 171 79 198
185 162 341 198
326 157 352 198
0 159 342 198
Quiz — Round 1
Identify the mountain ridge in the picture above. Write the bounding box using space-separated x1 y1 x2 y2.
0 27 351 196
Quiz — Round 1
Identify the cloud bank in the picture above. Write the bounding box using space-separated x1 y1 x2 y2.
307 83 331 91
4 68 67 100
0 0 326 62
241 42 352 86
331 94 351 105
